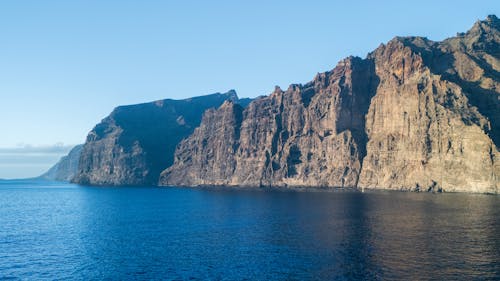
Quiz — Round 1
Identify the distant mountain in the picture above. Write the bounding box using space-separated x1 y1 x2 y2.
160 15 499 193
39 144 83 182
73 90 249 186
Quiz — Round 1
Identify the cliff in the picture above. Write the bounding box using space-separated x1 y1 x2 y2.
39 144 83 182
160 16 499 193
161 57 377 187
73 91 242 186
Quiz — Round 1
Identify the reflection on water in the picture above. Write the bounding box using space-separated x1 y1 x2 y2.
0 181 499 280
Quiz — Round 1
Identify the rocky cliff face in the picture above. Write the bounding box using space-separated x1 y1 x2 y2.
73 91 242 186
161 57 377 187
160 16 499 193
40 144 83 182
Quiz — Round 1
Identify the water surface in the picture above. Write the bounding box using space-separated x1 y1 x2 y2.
0 180 499 280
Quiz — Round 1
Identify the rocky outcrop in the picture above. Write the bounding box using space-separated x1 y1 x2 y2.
160 16 499 193
73 91 243 186
39 144 83 182
358 34 499 193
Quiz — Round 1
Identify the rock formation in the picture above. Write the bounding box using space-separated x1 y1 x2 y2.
73 91 243 186
161 57 377 188
39 144 83 182
160 15 499 193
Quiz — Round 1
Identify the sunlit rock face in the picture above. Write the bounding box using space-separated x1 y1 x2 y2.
161 57 376 188
161 16 499 193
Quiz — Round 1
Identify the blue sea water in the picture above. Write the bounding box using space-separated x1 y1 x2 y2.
0 180 499 280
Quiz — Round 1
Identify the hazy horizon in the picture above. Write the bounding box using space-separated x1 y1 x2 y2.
0 144 74 179
1 0 498 178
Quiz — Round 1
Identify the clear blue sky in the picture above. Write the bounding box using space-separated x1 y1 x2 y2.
0 0 498 178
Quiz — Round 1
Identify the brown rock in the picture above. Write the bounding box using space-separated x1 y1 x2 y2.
358 35 499 193
160 57 378 188
160 16 499 193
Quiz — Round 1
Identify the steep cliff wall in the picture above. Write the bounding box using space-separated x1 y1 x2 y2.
359 16 499 193
160 16 499 193
358 34 499 193
73 91 241 186
161 57 378 188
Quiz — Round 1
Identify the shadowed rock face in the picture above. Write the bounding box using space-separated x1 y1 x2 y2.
161 16 499 193
40 144 83 182
73 91 241 186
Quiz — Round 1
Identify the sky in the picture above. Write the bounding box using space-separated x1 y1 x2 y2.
0 0 498 178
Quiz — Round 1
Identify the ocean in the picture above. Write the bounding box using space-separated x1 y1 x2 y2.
0 180 499 280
